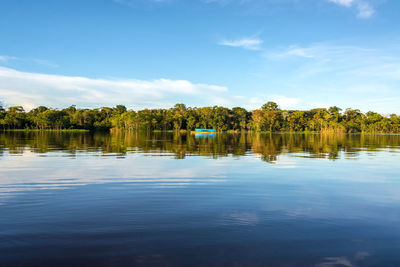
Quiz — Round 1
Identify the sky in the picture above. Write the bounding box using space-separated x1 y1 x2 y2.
0 0 400 113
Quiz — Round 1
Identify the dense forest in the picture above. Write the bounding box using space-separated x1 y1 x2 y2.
1 102 399 133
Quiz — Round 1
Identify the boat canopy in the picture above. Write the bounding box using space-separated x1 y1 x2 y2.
195 129 216 132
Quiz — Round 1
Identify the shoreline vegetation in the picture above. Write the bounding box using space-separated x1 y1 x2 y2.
1 102 399 133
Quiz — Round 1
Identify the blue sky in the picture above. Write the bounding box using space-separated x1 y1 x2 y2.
0 0 399 113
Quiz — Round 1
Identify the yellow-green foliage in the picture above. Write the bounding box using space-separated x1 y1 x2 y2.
0 103 399 133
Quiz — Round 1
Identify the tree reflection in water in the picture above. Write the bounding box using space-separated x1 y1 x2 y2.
0 131 399 163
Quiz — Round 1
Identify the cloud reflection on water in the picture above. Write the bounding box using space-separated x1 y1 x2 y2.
0 131 399 202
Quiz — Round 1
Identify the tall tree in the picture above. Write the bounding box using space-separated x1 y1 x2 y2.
261 101 279 111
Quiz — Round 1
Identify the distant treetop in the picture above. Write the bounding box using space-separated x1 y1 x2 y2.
261 102 279 111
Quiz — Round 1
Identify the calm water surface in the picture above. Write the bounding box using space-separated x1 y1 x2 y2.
1 132 400 266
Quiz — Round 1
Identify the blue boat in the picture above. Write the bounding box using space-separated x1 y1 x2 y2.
195 128 216 133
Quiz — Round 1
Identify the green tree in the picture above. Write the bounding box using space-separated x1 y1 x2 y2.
261 101 279 111
4 106 27 129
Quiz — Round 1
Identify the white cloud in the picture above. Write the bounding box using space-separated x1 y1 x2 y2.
269 46 315 59
266 43 400 81
327 0 375 19
0 66 297 111
270 95 300 109
286 48 314 58
246 95 300 110
261 42 400 113
219 38 263 50
356 1 374 18
114 0 172 6
0 67 229 110
0 55 18 63
0 55 58 67
114 0 378 19
328 0 355 7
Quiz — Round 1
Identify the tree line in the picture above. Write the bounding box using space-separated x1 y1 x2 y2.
1 102 399 133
